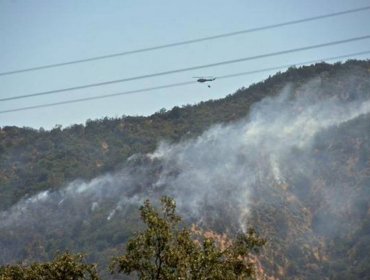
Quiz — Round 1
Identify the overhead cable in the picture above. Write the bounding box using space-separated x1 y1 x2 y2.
1 50 369 114
0 5 369 77
1 34 370 102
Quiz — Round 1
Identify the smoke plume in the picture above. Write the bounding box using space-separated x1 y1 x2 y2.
1 71 370 275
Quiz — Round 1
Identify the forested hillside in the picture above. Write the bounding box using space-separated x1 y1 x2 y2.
0 61 357 210
1 60 370 279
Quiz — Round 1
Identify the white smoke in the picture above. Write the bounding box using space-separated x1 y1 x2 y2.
1 73 370 265
144 80 369 230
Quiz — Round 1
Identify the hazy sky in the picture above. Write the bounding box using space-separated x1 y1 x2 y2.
1 0 370 129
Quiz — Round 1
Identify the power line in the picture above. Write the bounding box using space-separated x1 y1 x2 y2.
1 34 370 102
0 81 195 114
0 6 369 77
1 50 369 114
216 50 370 80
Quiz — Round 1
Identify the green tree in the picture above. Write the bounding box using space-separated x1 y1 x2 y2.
110 197 265 280
0 252 99 280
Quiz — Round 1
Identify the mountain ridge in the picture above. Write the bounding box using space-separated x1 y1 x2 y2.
1 59 370 279
1 60 366 209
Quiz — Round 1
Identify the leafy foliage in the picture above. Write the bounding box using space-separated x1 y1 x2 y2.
0 252 98 280
110 197 265 280
1 60 370 279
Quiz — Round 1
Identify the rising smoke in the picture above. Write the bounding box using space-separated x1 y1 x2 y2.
1 71 370 270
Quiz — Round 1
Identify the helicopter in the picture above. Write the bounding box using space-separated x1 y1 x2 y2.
193 76 216 83
193 76 216 88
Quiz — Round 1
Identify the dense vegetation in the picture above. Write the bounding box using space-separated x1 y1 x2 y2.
0 61 358 210
1 197 265 280
0 253 99 280
1 60 370 279
110 197 265 280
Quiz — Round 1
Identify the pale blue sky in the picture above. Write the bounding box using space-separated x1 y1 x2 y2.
1 0 370 129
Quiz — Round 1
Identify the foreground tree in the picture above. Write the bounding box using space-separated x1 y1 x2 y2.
110 196 265 280
0 252 99 280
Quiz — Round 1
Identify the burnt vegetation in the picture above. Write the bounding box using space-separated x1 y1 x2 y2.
1 60 370 279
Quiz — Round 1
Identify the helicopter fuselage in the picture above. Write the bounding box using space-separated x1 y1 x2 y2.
197 78 215 83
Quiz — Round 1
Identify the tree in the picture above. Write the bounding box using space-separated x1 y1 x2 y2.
0 252 99 280
110 197 265 280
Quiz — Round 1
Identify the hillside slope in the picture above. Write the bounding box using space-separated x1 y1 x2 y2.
1 60 370 279
0 61 360 210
